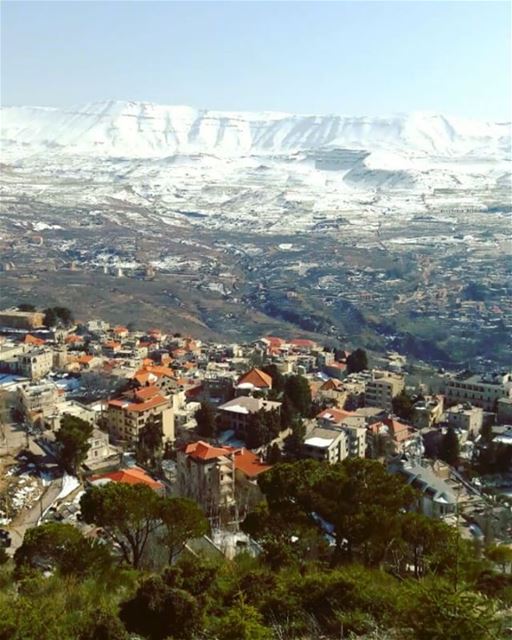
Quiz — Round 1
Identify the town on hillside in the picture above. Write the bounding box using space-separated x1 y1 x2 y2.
1 304 512 559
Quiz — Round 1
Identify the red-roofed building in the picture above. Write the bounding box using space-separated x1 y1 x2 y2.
289 338 318 352
23 334 46 347
90 466 164 492
106 385 174 446
177 441 272 513
236 368 272 394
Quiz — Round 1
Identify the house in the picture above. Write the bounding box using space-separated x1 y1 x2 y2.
317 378 348 409
365 370 405 411
218 396 281 440
390 459 457 518
83 428 121 471
303 426 348 463
235 368 272 394
323 362 347 380
23 334 46 347
368 417 418 456
106 385 174 446
133 364 176 395
89 466 164 492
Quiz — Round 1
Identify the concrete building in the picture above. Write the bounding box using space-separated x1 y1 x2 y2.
106 385 174 446
17 349 53 380
177 441 237 513
315 408 366 458
17 381 59 426
412 395 444 429
391 459 457 519
365 370 405 411
444 372 512 412
445 403 483 437
0 309 45 330
83 428 120 470
177 440 271 515
303 426 348 463
218 396 281 440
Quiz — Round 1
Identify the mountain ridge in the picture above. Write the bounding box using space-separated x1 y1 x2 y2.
2 100 510 160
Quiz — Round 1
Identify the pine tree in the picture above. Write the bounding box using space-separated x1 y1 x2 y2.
439 427 459 466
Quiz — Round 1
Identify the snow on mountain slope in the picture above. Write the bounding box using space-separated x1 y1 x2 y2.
1 100 510 159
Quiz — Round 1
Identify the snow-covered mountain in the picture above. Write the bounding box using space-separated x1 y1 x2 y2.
1 100 510 159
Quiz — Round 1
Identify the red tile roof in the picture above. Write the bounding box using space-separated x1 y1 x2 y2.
184 441 234 461
234 448 271 478
91 467 163 490
24 334 46 346
317 408 356 424
237 368 273 389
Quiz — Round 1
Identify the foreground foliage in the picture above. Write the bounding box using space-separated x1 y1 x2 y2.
1 459 511 639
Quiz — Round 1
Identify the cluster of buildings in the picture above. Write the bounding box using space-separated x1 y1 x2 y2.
1 306 511 542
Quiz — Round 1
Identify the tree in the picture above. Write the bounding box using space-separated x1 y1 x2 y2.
14 522 113 578
261 364 284 394
284 375 312 417
246 411 268 449
120 576 201 640
195 402 217 438
137 415 163 468
55 414 93 475
283 417 305 459
158 497 208 564
439 427 459 466
392 390 414 421
266 442 282 465
346 348 368 374
80 483 161 568
43 306 74 328
43 307 58 328
209 599 272 640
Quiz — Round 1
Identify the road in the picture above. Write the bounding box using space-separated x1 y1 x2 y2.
6 478 63 553
1 420 62 554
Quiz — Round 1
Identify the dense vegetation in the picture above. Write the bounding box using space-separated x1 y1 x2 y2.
1 459 510 639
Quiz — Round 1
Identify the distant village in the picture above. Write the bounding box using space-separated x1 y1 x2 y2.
1 305 512 557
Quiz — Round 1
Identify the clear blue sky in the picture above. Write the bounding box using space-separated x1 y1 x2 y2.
1 1 510 120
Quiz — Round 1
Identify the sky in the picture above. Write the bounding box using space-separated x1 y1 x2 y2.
1 1 511 120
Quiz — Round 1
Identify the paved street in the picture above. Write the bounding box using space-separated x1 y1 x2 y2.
6 478 63 553
1 419 62 553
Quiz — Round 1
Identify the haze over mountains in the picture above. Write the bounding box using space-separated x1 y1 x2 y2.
2 100 510 159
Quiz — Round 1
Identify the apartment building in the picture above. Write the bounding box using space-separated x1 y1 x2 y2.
106 385 174 446
303 426 349 463
17 381 59 426
218 396 281 439
17 349 53 380
316 408 366 458
445 403 483 436
444 372 512 412
177 441 237 513
365 370 405 411
177 441 271 514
